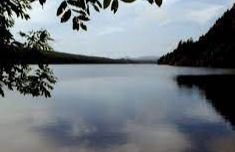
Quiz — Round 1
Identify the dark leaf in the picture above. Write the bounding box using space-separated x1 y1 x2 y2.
111 0 118 14
155 0 162 7
61 9 72 23
80 22 87 31
120 0 136 3
147 0 154 4
73 17 80 31
24 14 30 20
78 15 90 21
57 1 67 16
96 1 102 8
103 0 112 9
93 4 100 12
87 5 90 15
0 87 4 97
19 32 26 37
78 0 86 10
39 0 46 6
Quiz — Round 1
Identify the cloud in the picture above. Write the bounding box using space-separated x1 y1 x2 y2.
186 5 225 25
97 27 125 36
120 122 191 152
163 0 183 6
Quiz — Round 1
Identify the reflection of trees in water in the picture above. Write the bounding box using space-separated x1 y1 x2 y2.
0 64 56 98
176 75 235 129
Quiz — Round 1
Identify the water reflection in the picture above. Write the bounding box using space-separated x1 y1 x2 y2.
0 64 57 97
0 65 235 152
36 119 127 148
176 74 235 128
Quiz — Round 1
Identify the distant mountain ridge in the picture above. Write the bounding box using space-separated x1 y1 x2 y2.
129 56 159 63
158 4 235 68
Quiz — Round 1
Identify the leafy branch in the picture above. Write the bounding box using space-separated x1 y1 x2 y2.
19 30 54 51
37 0 163 32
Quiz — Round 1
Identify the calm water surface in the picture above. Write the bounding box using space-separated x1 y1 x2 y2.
0 65 235 152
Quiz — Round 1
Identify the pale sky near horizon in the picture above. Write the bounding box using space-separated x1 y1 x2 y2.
13 0 235 58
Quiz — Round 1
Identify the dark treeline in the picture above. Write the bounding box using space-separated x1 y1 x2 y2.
0 46 137 64
158 4 235 68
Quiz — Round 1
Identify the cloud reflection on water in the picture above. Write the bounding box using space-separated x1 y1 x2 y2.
0 65 235 152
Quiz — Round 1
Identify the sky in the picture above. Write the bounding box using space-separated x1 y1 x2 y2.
13 0 235 58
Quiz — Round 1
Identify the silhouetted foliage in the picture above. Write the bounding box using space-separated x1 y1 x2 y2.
176 74 235 129
0 0 31 46
0 1 57 98
19 30 54 51
33 0 162 31
0 1 54 52
0 64 57 97
158 4 235 68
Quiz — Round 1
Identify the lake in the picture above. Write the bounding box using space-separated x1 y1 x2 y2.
0 65 235 152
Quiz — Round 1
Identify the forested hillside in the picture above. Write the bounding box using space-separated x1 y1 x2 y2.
158 4 235 68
